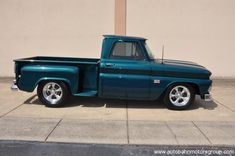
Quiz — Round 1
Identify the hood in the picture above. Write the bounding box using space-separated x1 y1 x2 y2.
159 59 205 68
152 59 212 79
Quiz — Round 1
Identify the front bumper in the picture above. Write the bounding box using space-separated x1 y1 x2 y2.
204 84 212 101
201 82 212 101
11 79 18 91
204 93 212 101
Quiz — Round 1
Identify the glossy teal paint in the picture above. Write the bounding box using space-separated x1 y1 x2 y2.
98 58 212 100
13 35 212 101
99 59 151 99
18 65 79 94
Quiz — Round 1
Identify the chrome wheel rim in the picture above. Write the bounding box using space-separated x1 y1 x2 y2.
42 82 63 104
169 85 190 106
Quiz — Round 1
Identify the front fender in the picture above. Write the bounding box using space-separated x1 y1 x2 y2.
150 76 212 100
165 78 212 95
17 65 79 94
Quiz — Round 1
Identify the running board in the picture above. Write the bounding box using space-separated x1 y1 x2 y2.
74 90 97 97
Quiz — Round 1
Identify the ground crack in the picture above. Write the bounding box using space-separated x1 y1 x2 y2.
192 121 212 145
45 119 62 142
0 103 24 118
165 122 179 144
126 101 130 144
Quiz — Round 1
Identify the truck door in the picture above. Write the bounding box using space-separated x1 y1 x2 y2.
99 40 151 100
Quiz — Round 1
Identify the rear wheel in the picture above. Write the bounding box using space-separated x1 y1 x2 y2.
164 84 195 110
37 81 69 107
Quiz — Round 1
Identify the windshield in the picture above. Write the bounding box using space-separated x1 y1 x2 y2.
144 43 155 60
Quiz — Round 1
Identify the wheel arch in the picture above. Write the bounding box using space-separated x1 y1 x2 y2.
162 81 200 96
36 78 72 94
165 82 200 94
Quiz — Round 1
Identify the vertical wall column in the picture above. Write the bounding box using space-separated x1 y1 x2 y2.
115 0 126 35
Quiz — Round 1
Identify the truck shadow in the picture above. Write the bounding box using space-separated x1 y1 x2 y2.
24 94 218 110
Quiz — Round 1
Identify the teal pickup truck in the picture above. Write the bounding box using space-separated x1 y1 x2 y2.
11 35 212 110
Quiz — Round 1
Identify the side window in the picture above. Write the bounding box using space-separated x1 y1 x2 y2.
110 42 144 60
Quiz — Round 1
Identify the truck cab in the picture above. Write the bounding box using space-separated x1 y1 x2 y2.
12 35 212 110
99 35 152 100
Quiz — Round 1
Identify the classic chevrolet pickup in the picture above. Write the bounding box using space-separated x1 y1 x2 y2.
11 35 212 110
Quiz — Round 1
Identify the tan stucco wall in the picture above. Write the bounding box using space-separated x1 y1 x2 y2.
0 0 114 76
127 0 235 78
1 0 235 78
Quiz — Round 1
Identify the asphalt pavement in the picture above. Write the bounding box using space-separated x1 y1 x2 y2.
0 141 234 156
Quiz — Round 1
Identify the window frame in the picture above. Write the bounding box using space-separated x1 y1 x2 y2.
109 40 147 61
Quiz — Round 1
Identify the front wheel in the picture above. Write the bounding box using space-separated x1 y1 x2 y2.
37 81 69 107
164 84 195 110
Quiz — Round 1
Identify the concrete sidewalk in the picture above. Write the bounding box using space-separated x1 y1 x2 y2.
0 78 235 146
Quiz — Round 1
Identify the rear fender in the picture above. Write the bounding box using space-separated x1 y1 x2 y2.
17 65 79 94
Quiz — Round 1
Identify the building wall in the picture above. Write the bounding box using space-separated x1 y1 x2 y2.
1 0 235 78
0 0 114 76
127 0 235 78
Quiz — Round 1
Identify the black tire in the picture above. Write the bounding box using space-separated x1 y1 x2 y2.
163 84 195 110
37 81 69 107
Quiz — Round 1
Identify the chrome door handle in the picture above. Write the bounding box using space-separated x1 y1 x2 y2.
105 63 115 67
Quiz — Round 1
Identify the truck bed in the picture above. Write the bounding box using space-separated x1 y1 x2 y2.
14 56 100 95
14 56 100 65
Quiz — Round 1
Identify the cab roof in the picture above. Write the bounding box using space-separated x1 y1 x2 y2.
103 35 147 41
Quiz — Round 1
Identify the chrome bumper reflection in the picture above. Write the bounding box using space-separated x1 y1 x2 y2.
204 94 212 101
11 79 18 91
